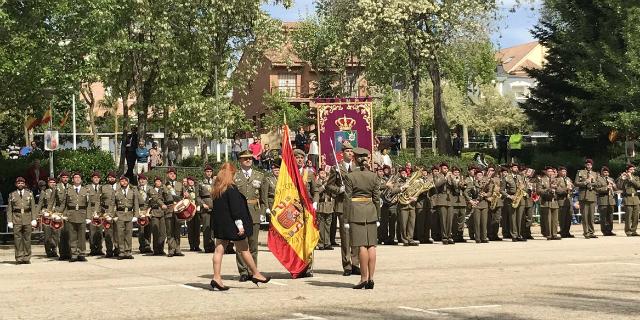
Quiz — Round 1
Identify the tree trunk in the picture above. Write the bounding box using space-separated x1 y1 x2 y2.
490 129 497 149
201 138 209 165
177 134 184 164
81 84 99 147
408 49 422 158
118 91 130 173
162 104 169 165
400 128 407 150
136 61 159 142
429 60 453 155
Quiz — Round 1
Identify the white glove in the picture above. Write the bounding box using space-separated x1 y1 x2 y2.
85 219 91 224
260 215 266 223
265 208 271 215
376 221 380 227
132 217 138 223
344 223 350 229
7 222 13 229
339 186 345 194
31 220 37 227
312 202 318 211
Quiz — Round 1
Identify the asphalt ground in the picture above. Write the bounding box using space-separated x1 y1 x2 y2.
1 224 640 320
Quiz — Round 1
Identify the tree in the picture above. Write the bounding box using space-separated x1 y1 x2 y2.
262 92 313 131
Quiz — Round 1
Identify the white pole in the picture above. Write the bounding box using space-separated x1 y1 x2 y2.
72 93 77 150
224 127 229 161
215 65 221 163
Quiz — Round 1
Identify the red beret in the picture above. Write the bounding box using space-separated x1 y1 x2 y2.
585 159 593 164
166 167 177 174
138 174 147 180
600 166 610 173
15 176 26 183
107 171 117 178
91 171 101 178
204 164 213 171
119 175 129 181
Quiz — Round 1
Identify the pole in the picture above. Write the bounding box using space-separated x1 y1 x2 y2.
114 104 119 163
215 65 221 163
72 93 77 150
49 104 54 178
224 127 228 161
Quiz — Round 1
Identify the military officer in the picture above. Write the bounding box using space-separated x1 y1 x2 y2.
501 163 527 242
414 169 434 244
325 141 361 276
235 150 266 281
7 177 37 264
465 166 478 240
261 159 280 226
450 166 468 243
112 175 139 259
617 164 640 236
38 177 59 257
185 176 201 252
538 166 561 240
150 177 169 255
137 174 153 253
500 166 512 239
88 171 104 256
164 167 185 257
486 166 503 241
465 170 490 243
54 171 72 260
343 147 380 290
57 172 91 262
197 165 216 253
521 167 537 240
379 167 402 245
315 167 335 250
433 163 453 244
556 167 575 238
595 167 617 236
428 166 442 242
101 171 119 257
575 159 598 239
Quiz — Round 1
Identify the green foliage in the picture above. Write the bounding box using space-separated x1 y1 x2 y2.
602 111 640 137
390 151 474 174
262 91 313 131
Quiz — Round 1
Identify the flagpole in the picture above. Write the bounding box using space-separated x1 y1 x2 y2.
49 104 54 178
72 92 77 150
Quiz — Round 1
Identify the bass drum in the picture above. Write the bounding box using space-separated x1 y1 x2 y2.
173 199 196 221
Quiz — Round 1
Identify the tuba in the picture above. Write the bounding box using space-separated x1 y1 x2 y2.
398 169 434 205
512 179 527 208
489 180 502 210
381 173 400 205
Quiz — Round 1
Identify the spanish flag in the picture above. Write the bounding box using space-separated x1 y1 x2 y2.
25 116 40 131
41 107 52 125
58 110 70 128
268 124 319 278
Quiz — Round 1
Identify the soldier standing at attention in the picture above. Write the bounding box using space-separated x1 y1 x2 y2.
326 141 360 276
112 175 139 259
465 170 490 243
595 167 617 236
150 177 168 255
315 168 335 250
413 169 433 244
88 171 104 256
450 167 468 243
575 159 598 239
55 171 72 260
434 163 453 245
234 150 266 281
397 166 419 246
556 167 574 238
186 176 201 252
521 167 537 240
344 147 380 290
617 164 640 236
198 165 216 253
164 167 185 257
7 177 37 264
137 174 152 254
486 166 503 241
294 148 319 278
465 166 477 241
57 172 91 262
262 159 280 232
101 172 119 257
538 166 561 240
39 177 60 257
501 163 526 242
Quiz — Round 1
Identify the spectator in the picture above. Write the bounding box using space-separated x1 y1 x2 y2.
381 146 392 168
497 133 509 164
295 127 307 151
473 152 488 170
167 137 178 166
26 159 47 193
249 137 262 167
308 133 319 169
149 141 162 169
232 136 242 161
261 143 273 170
372 144 383 167
508 132 523 163
124 127 139 178
136 140 150 174
390 134 400 156
452 132 463 157
7 143 20 159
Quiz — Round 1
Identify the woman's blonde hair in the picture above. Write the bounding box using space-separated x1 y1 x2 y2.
212 162 237 199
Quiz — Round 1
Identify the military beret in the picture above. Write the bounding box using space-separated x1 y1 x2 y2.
627 164 635 170
187 176 195 181
558 166 567 171
398 167 407 173
439 162 449 168
293 149 306 157
272 158 282 168
585 158 593 164
509 162 519 168
72 172 82 178
166 167 177 174
48 177 57 182
451 166 461 172
38 180 47 187
342 140 354 150
352 147 370 156
204 164 214 171
154 176 163 182
600 166 610 173
382 165 391 170
544 166 555 171
59 170 70 177
119 175 129 181
138 174 147 180
91 171 101 178
107 171 117 178
375 166 384 171
239 150 253 159
431 165 439 171
15 176 26 183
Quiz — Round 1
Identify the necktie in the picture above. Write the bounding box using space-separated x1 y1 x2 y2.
95 185 98 192
245 171 250 179
19 190 23 198
76 187 79 194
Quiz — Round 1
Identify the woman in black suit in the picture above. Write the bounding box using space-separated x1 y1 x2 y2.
210 162 270 290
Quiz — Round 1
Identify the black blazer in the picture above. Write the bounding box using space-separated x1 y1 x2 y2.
212 185 253 241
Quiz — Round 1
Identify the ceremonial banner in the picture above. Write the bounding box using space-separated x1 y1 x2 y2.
268 124 319 278
315 97 374 166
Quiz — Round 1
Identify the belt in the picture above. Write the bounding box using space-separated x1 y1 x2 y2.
247 199 259 205
67 206 87 210
13 209 31 213
352 197 372 202
117 207 134 212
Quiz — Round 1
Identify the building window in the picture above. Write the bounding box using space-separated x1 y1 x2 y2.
278 73 297 97
511 85 529 100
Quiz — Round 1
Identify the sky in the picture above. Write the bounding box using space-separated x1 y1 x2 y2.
262 0 542 50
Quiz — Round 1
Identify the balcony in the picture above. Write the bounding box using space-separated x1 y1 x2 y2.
270 85 312 102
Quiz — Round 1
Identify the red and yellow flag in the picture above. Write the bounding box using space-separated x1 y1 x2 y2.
268 124 319 278
41 107 52 124
24 116 40 130
59 110 70 128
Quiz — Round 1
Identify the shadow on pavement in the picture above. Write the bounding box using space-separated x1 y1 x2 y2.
304 280 353 288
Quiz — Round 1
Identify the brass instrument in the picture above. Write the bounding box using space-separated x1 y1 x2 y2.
381 173 400 205
398 169 434 205
489 180 502 210
512 178 527 208
607 177 615 197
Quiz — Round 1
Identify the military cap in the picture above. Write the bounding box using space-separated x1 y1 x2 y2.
544 166 555 171
204 164 214 171
439 162 449 168
600 166 610 173
119 175 129 181
509 162 519 168
352 147 370 156
382 165 391 170
91 171 101 178
59 170 70 177
451 166 461 172
585 158 593 164
154 176 163 182
272 158 282 168
107 171 117 178
431 165 439 171
166 167 177 174
293 149 306 158
239 150 253 159
342 140 354 150
72 171 82 178
187 176 196 181
48 177 57 182
138 174 147 180
558 166 567 171
15 176 26 183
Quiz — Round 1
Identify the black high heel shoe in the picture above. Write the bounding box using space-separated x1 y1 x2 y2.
250 276 271 286
210 279 230 291
365 280 374 289
353 281 368 289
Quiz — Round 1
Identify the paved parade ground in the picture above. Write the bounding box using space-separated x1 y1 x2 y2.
2 225 640 320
